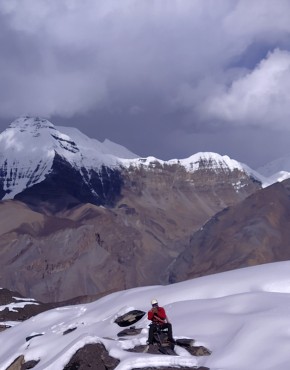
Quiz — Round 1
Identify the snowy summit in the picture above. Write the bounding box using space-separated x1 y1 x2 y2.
0 116 138 199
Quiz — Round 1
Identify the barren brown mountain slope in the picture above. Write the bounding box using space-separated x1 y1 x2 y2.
0 163 260 302
169 178 290 282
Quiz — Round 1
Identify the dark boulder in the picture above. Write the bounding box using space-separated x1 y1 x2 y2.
25 333 43 342
186 346 212 356
21 360 40 369
114 310 145 327
63 343 120 370
175 338 195 347
63 327 77 335
117 326 142 337
127 338 211 358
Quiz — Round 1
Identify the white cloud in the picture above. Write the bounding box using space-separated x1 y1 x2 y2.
204 49 290 129
0 0 290 128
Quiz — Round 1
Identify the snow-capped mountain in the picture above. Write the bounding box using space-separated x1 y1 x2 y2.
0 116 262 207
0 116 138 200
1 261 290 370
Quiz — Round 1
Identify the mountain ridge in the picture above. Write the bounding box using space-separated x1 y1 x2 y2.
0 116 262 205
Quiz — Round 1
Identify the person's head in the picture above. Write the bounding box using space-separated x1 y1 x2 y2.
151 298 158 308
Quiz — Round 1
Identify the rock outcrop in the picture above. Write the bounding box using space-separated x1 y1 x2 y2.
63 343 120 370
5 355 39 370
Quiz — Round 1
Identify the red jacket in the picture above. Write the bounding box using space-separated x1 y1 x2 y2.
148 306 167 325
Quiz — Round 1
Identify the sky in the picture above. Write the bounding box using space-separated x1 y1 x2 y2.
2 261 290 370
0 0 290 168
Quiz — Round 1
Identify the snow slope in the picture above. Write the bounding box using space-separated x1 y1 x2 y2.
1 262 290 370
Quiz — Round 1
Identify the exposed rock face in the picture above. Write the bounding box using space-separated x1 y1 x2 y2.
15 153 124 212
169 178 290 282
121 161 260 241
5 355 25 370
0 159 259 302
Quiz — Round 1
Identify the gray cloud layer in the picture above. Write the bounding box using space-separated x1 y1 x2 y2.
1 0 290 166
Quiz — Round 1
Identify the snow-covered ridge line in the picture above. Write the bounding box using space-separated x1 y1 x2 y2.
0 116 260 200
122 152 246 172
3 116 250 172
2 117 251 172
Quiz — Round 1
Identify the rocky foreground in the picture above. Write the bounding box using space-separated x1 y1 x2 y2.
1 289 211 370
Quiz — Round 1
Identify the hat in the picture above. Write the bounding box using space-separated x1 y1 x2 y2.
151 298 158 306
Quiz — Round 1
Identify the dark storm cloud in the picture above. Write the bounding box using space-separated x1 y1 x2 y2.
1 0 290 167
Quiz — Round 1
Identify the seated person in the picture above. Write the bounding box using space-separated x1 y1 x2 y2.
147 298 174 345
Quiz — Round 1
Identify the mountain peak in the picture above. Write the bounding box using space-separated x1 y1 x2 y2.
1 116 78 158
10 116 55 132
0 117 137 199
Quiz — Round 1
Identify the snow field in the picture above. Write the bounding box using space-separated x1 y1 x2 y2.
1 262 290 369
